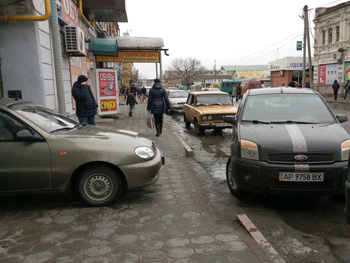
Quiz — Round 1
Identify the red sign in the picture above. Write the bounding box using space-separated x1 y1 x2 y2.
98 71 117 97
62 0 80 26
318 65 326 85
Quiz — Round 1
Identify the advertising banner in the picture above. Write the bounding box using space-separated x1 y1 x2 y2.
96 51 160 63
318 65 326 85
326 64 338 85
96 69 119 116
345 62 350 81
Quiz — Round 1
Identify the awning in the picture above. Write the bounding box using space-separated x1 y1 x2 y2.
89 38 118 56
117 37 164 49
82 0 127 22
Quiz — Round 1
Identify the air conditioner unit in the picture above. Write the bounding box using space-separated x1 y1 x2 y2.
64 26 86 56
279 70 284 76
333 52 342 60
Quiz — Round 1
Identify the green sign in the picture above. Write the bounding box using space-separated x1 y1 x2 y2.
296 41 302 51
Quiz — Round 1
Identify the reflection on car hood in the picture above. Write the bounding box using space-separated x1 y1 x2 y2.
197 105 237 114
240 123 349 155
54 126 152 145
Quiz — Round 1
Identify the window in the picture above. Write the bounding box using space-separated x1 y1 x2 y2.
0 111 27 141
322 30 326 45
328 28 332 44
336 26 340 42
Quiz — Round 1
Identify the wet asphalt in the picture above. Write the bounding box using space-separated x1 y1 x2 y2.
0 103 279 263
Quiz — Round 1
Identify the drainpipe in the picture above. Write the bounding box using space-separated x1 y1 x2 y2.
49 0 66 114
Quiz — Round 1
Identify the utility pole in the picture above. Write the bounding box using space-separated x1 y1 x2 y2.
306 5 313 88
302 5 313 88
302 5 307 88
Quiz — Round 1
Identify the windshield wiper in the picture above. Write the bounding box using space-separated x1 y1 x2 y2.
209 103 222 105
50 124 82 133
196 103 209 106
242 120 271 124
270 120 316 124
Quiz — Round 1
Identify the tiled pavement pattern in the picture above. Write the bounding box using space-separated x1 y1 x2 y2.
0 103 276 263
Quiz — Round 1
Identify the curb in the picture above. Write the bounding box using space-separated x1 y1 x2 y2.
164 118 194 156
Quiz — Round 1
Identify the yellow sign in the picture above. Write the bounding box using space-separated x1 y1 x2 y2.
97 52 159 63
100 99 117 112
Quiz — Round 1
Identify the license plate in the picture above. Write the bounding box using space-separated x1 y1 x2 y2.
279 172 324 182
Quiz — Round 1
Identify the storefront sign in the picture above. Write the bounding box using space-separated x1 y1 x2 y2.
345 56 350 62
96 52 160 63
319 58 337 65
61 0 80 26
96 69 119 116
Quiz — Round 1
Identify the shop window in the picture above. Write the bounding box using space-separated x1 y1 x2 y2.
328 28 332 44
336 26 340 42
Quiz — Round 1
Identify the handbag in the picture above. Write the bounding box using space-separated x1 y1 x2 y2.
147 113 155 129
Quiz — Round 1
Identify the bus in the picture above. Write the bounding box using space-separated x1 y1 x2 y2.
220 79 243 94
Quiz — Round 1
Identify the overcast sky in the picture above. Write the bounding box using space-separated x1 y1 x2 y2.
119 0 344 79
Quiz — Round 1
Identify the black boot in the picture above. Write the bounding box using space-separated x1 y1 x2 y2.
156 125 161 136
160 123 163 134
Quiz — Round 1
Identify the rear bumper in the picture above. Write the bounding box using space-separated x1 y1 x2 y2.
232 156 348 196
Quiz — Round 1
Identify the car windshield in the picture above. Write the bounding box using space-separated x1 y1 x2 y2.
10 103 79 133
196 94 232 106
169 91 188 98
241 94 335 124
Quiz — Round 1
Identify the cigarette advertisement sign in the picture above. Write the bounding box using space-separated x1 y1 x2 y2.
96 69 119 115
96 51 160 63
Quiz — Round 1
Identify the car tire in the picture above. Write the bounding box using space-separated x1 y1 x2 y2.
226 156 244 197
78 165 122 207
184 115 191 128
194 119 204 135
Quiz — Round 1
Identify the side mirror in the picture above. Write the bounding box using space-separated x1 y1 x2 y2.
15 130 35 140
224 115 236 124
336 114 348 123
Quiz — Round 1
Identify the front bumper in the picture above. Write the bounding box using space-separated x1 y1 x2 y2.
345 180 350 225
119 147 163 189
232 156 348 196
199 122 232 129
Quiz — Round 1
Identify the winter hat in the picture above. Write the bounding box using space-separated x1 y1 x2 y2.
154 78 161 83
78 75 88 83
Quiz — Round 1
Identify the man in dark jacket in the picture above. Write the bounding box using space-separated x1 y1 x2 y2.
332 80 340 101
126 92 138 116
72 75 98 125
147 79 171 136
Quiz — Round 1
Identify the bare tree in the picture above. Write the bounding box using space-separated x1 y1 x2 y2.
168 58 206 88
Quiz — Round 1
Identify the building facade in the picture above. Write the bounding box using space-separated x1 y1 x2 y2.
313 1 350 95
0 0 126 115
268 57 310 87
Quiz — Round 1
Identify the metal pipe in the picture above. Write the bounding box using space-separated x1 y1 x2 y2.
159 51 162 81
0 0 51 21
49 0 66 114
78 0 94 29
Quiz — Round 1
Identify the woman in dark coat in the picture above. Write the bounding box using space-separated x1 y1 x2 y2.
147 79 171 136
332 80 340 100
72 75 98 125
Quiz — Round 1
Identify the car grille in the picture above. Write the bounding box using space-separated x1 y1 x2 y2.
209 114 225 121
268 179 333 191
266 153 335 164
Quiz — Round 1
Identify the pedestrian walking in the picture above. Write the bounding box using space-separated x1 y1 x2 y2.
236 84 242 102
72 75 98 126
147 79 171 136
344 80 350 99
126 92 138 116
332 80 340 100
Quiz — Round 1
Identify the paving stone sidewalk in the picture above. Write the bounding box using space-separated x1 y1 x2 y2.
0 102 278 263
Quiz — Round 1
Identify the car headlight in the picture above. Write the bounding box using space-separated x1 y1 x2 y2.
135 147 155 159
208 115 212 121
341 139 350 161
202 116 207 121
241 139 259 160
